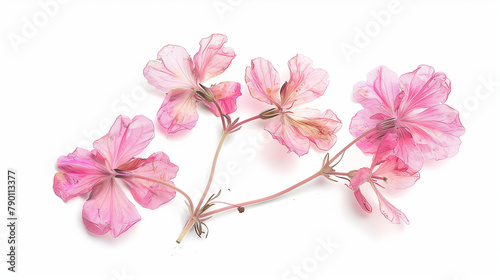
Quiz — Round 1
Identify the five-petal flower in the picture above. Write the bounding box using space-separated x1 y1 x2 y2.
53 115 178 237
349 65 465 173
245 54 342 156
143 34 242 133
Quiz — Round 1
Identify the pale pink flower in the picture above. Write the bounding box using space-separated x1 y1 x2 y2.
53 115 178 237
245 54 342 156
144 34 242 133
347 157 420 224
350 65 465 173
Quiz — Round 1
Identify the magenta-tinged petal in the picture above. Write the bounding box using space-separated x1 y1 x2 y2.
354 189 372 213
157 89 199 133
281 54 329 108
287 108 342 152
93 115 154 168
82 179 141 237
56 148 107 177
122 152 179 210
372 187 409 224
348 167 372 191
53 172 104 202
143 45 196 92
349 107 391 154
393 128 424 173
265 116 310 156
404 104 465 161
373 158 419 189
398 65 451 112
371 133 398 168
245 57 281 106
202 81 242 117
353 66 400 111
193 34 235 82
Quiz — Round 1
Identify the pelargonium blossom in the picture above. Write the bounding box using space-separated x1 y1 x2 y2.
245 54 342 156
144 34 242 133
347 156 420 224
53 115 178 237
350 65 465 173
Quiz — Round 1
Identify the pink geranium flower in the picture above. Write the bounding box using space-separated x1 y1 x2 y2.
350 65 465 173
245 54 342 156
144 34 242 133
53 115 178 237
347 156 420 224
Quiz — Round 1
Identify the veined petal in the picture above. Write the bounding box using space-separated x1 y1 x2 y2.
193 34 235 82
122 152 179 210
353 66 400 111
398 65 451 112
93 115 155 168
264 116 310 156
354 189 372 213
287 108 342 152
157 89 199 133
201 81 242 117
393 128 424 173
245 57 281 106
373 158 419 189
371 133 397 168
348 167 371 191
282 54 329 108
56 147 107 177
82 179 141 238
372 187 409 225
404 104 465 161
349 107 391 154
53 172 104 202
143 45 196 92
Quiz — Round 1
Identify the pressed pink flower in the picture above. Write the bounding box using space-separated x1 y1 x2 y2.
144 34 242 133
347 157 420 224
53 115 178 237
350 65 465 173
245 54 342 156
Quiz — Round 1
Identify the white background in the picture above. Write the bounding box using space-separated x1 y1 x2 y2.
1 0 499 279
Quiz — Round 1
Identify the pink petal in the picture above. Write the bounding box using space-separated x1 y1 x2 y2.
53 172 104 202
264 115 310 156
393 128 424 173
56 147 107 177
281 54 329 108
93 115 155 168
245 57 281 106
122 152 179 210
143 45 196 92
193 34 236 82
157 89 199 133
398 65 451 112
373 158 420 189
288 108 342 151
354 189 372 213
404 104 465 161
82 179 141 238
372 187 409 224
353 66 400 111
348 167 372 191
201 81 242 117
349 107 391 154
371 133 398 167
